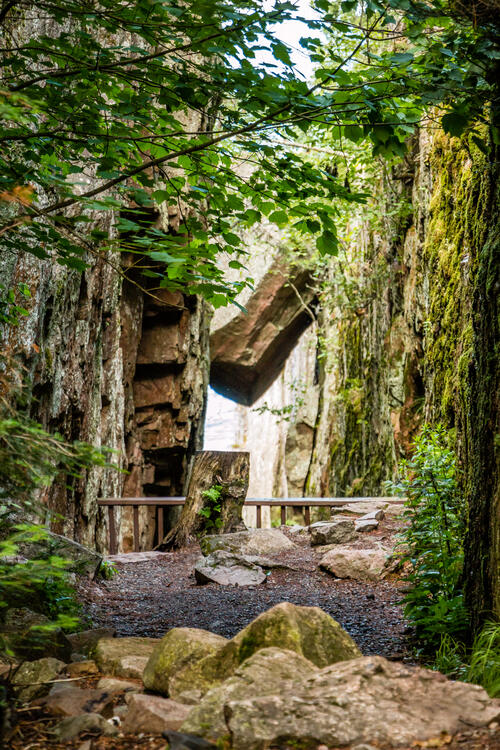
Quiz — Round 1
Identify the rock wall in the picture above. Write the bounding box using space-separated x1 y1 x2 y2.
1 247 210 553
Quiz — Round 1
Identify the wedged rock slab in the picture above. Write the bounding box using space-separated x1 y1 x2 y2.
171 602 361 700
309 519 356 546
143 627 227 699
200 529 294 557
331 501 390 517
219 656 500 750
355 519 379 532
182 647 317 740
97 677 141 694
359 509 385 521
11 657 65 702
52 713 118 741
320 545 390 582
122 693 191 733
195 551 266 586
94 636 159 679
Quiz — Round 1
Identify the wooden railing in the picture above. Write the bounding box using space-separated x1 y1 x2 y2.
97 496 404 555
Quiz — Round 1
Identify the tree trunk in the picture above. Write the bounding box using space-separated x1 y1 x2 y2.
160 450 250 549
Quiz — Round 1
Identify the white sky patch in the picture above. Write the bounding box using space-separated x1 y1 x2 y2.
256 0 324 81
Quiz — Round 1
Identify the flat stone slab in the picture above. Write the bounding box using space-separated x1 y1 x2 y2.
195 551 266 587
320 546 391 582
107 551 171 564
94 637 159 679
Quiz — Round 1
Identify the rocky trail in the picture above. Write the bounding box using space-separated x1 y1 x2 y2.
4 505 500 750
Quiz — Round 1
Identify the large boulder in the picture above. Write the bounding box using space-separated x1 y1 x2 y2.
171 602 360 700
309 520 356 546
320 545 390 582
200 529 294 557
194 551 266 586
1 608 72 661
94 636 159 679
220 656 500 750
122 694 191 734
143 628 227 699
182 647 316 741
11 657 65 702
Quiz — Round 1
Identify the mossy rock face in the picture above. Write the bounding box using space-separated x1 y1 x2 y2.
143 628 228 698
173 602 361 699
182 647 317 741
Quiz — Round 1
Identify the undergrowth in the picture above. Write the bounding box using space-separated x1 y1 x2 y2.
388 424 500 697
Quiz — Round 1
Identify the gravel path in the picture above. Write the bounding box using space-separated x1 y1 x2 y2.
78 531 412 660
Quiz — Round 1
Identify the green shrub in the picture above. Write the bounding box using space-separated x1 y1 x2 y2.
387 424 468 650
198 485 223 532
466 621 500 697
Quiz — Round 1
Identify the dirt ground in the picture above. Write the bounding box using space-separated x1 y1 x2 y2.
78 526 411 661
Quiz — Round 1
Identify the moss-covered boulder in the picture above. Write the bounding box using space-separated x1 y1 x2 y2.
143 628 228 699
94 637 159 679
182 647 316 741
171 602 361 699
11 657 65 702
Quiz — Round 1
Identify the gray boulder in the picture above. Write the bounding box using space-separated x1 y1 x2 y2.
11 657 65 702
200 529 294 556
143 627 227 699
220 656 500 750
94 636 159 679
320 545 390 582
122 693 191 733
195 551 266 586
182 647 316 741
171 602 361 699
310 519 356 546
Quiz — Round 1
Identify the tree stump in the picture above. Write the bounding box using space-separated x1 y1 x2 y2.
159 450 250 550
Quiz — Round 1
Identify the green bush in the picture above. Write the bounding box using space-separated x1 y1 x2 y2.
387 425 468 650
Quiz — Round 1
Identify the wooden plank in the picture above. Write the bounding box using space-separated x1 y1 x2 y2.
98 497 186 506
304 506 311 525
244 497 405 506
98 496 405 508
256 505 262 529
281 505 286 525
133 505 139 553
108 506 117 555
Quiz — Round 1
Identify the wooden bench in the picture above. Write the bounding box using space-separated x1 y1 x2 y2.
97 496 404 554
